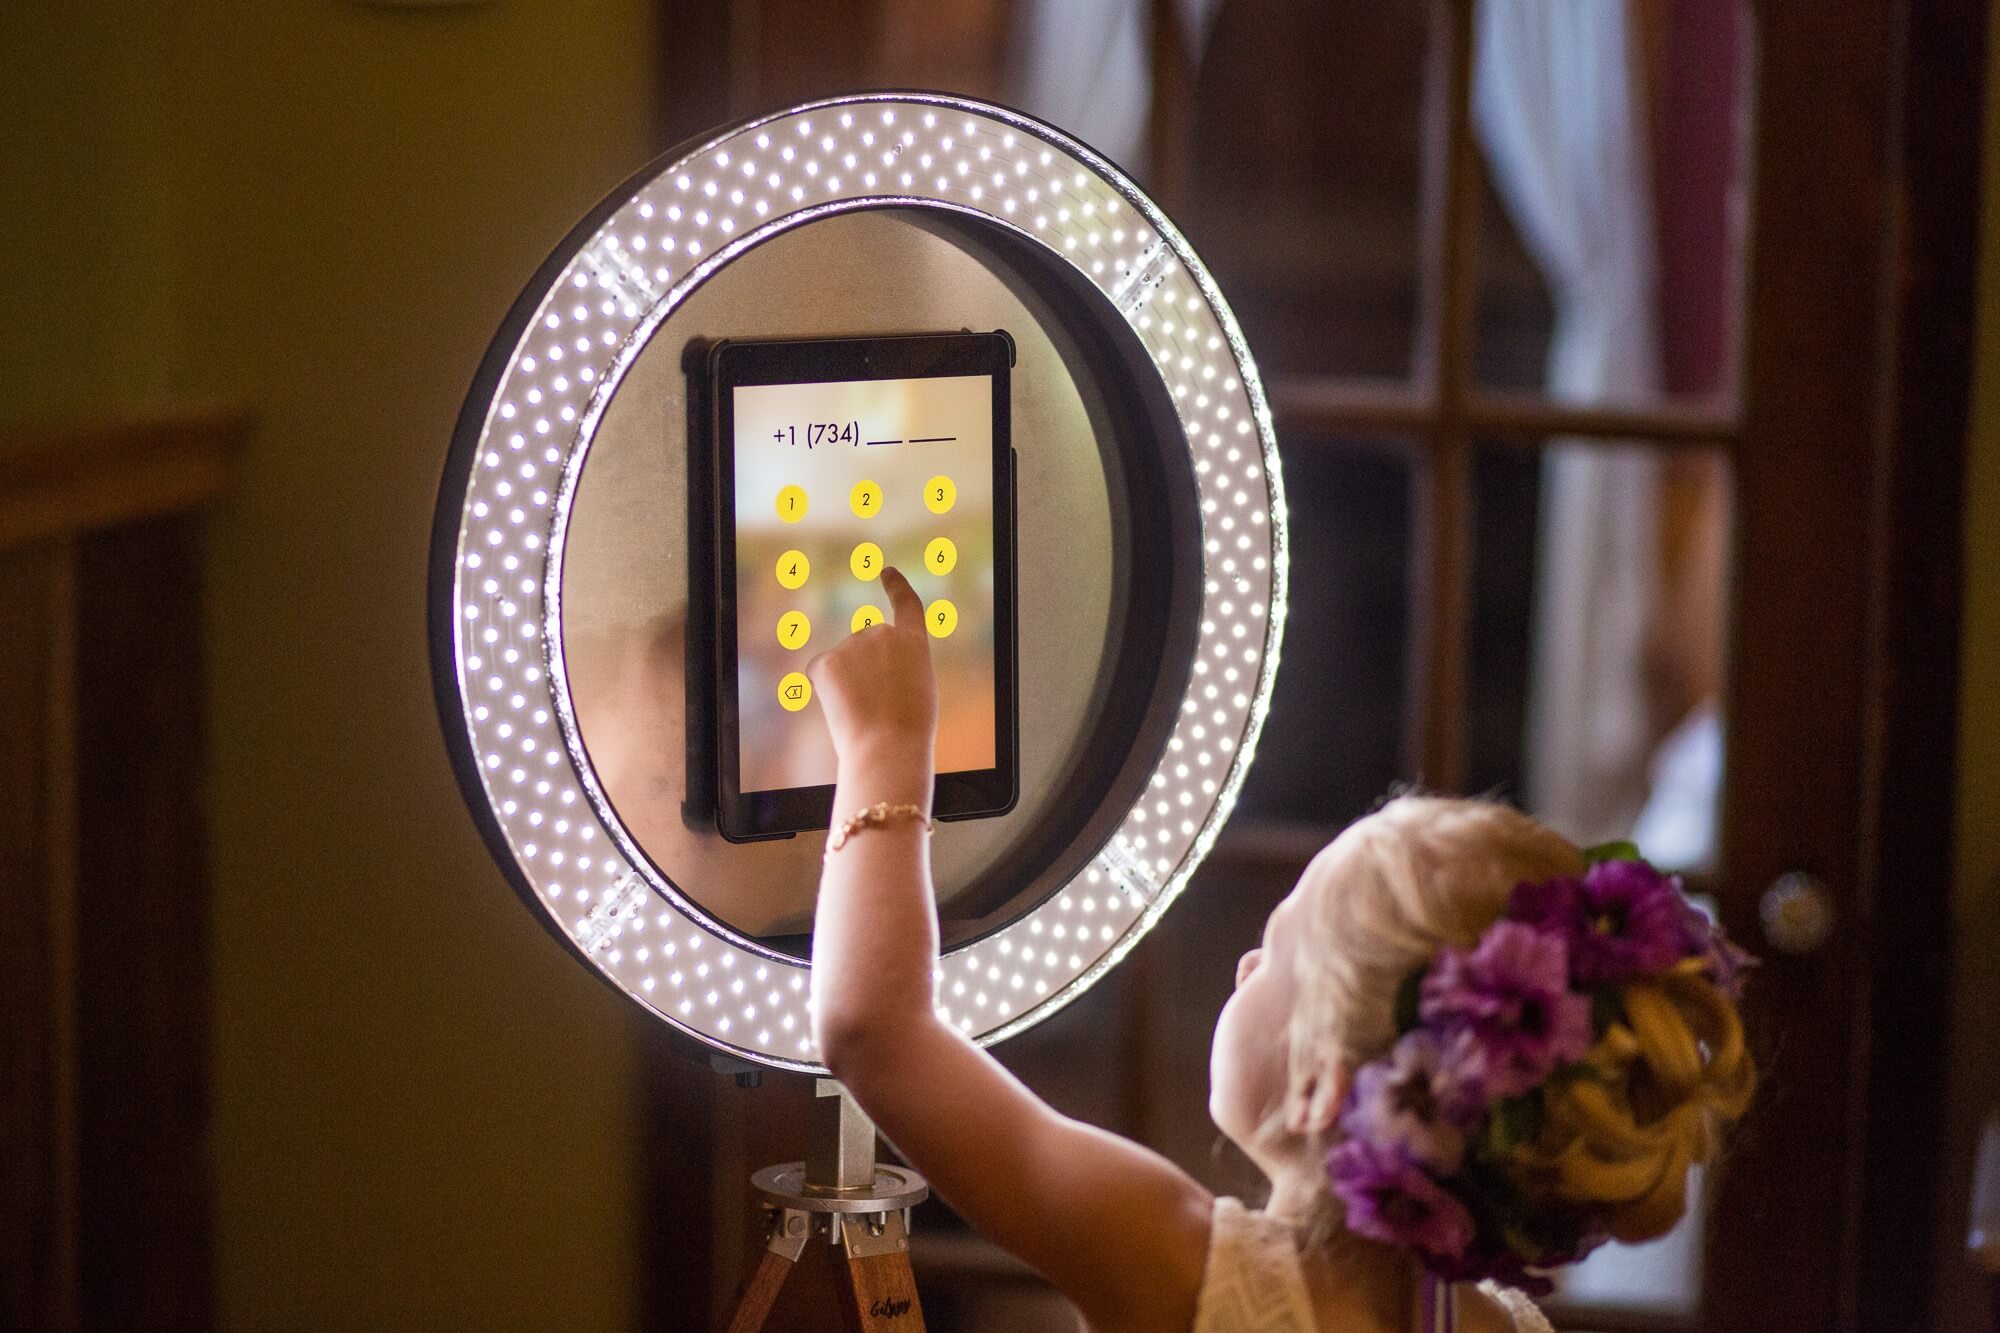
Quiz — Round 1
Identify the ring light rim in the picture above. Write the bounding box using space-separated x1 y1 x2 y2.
430 90 1290 1072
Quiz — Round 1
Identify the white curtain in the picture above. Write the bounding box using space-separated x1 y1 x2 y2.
1475 2 1702 1308
1009 0 1226 176
1474 0 1665 853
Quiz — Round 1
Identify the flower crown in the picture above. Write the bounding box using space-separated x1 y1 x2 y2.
1324 844 1754 1293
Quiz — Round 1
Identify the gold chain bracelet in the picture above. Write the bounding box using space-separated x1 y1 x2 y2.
825 801 933 854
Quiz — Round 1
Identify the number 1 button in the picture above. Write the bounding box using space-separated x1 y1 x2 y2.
775 485 807 522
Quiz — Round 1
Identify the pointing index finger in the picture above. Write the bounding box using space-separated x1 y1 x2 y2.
881 566 925 629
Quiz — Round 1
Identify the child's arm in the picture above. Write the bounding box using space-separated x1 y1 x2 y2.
806 569 1212 1333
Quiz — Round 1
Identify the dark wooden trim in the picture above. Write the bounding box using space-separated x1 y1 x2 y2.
71 518 213 1331
1147 0 1196 205
0 542 75 1331
1705 4 1896 1328
1851 0 1984 1326
1271 376 1739 448
1403 0 1481 790
0 516 219 1330
0 409 250 552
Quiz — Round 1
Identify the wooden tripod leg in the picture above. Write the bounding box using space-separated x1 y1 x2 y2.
724 1249 796 1333
725 1210 810 1333
833 1216 924 1332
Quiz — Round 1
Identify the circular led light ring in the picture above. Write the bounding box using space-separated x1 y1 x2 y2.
445 93 1288 1071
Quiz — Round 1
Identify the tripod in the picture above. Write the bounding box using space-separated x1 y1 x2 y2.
725 1081 930 1332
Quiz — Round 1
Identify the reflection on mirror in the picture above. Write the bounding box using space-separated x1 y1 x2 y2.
560 211 1117 945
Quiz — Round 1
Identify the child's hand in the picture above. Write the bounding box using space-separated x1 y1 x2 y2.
806 566 938 772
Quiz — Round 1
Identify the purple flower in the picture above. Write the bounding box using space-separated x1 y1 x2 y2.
1508 860 1690 986
1676 897 1758 1000
1340 1031 1484 1173
1326 1139 1475 1262
1420 921 1594 1097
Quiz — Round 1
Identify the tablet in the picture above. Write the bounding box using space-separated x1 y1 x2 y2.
710 331 1019 842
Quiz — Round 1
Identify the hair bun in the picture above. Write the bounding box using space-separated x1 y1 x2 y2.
1519 967 1754 1242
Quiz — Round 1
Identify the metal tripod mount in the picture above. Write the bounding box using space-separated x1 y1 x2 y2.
725 1080 930 1332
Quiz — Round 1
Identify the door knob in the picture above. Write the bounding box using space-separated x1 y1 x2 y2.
1759 872 1835 954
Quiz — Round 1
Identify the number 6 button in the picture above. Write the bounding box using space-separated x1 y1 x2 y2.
926 598 958 639
924 536 957 576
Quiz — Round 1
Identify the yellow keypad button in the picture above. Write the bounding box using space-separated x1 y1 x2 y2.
926 598 958 639
851 604 885 633
775 549 810 590
777 671 812 712
923 475 956 515
775 485 808 523
849 479 883 518
776 610 811 650
849 541 884 580
924 536 958 576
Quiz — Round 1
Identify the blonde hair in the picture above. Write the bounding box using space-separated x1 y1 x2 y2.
1283 794 1754 1249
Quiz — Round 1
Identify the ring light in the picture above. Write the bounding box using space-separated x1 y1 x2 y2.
431 92 1288 1072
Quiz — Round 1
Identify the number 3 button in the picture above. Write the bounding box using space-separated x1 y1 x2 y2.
923 475 955 514
926 598 958 639
924 536 957 576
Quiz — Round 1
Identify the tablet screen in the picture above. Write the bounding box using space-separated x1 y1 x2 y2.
711 333 1017 839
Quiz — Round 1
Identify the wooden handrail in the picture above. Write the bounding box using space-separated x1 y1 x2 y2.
0 409 251 552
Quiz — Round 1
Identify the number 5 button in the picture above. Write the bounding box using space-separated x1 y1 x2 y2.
926 598 958 639
850 541 883 580
924 536 957 576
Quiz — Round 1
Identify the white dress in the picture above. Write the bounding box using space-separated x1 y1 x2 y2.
1190 1197 1556 1333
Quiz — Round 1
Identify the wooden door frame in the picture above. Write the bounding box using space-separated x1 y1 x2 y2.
638 2 1991 1328
1709 3 1981 1329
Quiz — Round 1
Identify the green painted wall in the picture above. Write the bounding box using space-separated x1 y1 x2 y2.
1940 10 2000 1328
4 3 674 1328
